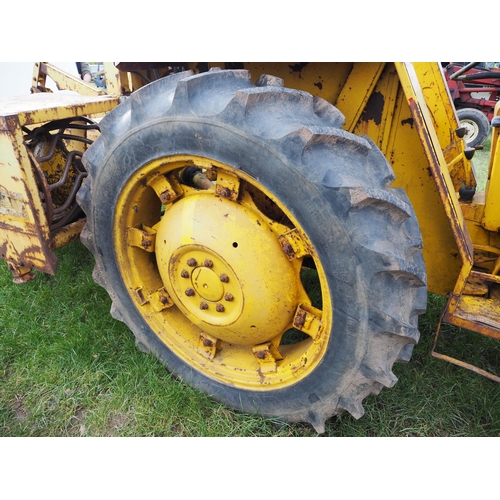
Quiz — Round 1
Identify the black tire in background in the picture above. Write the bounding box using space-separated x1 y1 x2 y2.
77 68 427 433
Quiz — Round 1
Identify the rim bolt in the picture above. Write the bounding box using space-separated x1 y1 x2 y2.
200 302 208 310
224 293 234 301
180 270 189 278
216 304 225 313
204 259 213 268
185 288 195 297
220 273 229 283
187 258 197 267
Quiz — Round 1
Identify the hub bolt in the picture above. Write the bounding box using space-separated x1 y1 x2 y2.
200 302 208 310
216 304 225 313
220 274 229 283
224 293 234 301
185 288 195 297
204 259 213 268
181 270 189 278
187 258 197 267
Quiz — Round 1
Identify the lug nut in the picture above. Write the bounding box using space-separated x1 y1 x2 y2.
216 304 225 312
185 288 195 297
204 259 213 268
220 273 229 283
224 293 234 301
294 313 306 328
200 302 208 310
181 270 189 278
187 258 197 267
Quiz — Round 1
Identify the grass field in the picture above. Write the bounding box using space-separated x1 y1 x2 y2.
1 136 500 437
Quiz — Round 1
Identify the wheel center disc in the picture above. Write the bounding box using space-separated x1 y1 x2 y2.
166 245 244 332
192 267 224 301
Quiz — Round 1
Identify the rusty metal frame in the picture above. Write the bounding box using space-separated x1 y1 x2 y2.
0 91 119 278
32 62 107 96
432 300 500 383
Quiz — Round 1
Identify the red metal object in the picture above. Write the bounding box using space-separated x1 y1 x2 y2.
445 62 500 121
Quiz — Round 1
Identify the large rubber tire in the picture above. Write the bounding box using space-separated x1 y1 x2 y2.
457 107 491 147
77 69 427 433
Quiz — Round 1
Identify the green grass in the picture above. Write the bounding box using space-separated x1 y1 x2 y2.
472 130 492 191
2 241 500 437
2 138 500 437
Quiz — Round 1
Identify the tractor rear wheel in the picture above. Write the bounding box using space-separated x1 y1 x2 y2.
77 69 427 433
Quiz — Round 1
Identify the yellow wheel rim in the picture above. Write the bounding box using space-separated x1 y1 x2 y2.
114 155 332 389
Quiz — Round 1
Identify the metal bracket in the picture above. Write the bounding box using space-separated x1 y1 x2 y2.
431 295 500 383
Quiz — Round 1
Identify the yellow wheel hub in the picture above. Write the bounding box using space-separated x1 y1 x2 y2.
156 192 300 345
114 155 331 389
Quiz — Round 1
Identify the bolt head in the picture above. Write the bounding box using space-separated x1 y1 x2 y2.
220 273 229 283
200 302 208 310
187 258 197 267
181 270 189 278
216 304 225 313
185 288 195 297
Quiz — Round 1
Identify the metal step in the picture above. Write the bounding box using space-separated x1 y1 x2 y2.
444 294 500 340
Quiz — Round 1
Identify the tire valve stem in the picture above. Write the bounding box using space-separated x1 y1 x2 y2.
185 288 195 297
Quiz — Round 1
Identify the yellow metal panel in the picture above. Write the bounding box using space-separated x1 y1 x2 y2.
0 92 118 128
395 64 474 264
335 62 386 132
413 62 475 189
483 102 500 231
102 62 125 96
0 109 56 272
381 84 462 296
210 62 355 104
